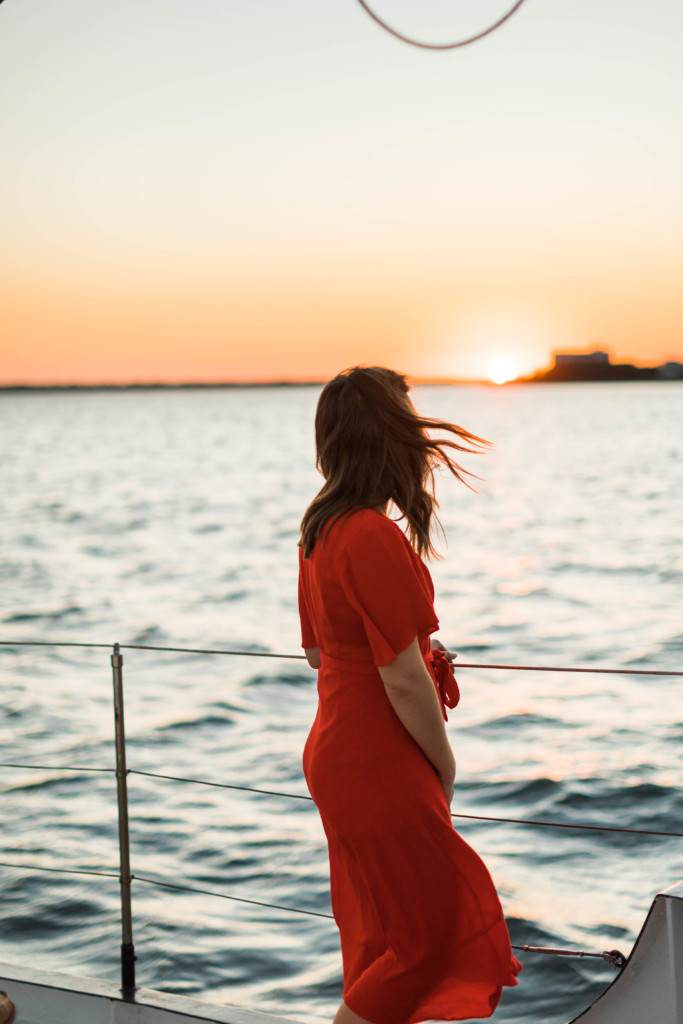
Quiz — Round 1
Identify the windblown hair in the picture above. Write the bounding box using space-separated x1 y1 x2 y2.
299 366 490 559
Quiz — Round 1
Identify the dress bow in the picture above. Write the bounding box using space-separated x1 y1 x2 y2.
427 649 460 721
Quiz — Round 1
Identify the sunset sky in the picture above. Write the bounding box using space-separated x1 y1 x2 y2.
2 0 682 384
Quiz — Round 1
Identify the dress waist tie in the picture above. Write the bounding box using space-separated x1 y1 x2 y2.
320 649 460 720
427 649 460 721
320 653 379 675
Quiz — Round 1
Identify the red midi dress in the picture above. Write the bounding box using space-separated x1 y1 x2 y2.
298 509 521 1024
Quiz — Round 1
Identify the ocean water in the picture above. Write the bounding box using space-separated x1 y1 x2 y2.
0 382 682 1024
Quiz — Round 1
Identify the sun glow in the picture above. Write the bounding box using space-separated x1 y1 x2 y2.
488 357 519 384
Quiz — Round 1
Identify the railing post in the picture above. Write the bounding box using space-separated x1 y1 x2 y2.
111 642 136 997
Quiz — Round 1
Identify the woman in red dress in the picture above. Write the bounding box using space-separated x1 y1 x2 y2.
298 367 521 1024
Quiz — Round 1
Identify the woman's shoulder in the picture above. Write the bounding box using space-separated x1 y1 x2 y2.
336 508 434 599
337 508 411 551
341 507 397 534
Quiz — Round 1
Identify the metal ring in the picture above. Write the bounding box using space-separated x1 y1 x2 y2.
354 0 529 50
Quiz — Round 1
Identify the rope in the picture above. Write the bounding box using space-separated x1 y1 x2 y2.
1 763 681 838
1 639 681 676
0 860 627 965
354 0 528 51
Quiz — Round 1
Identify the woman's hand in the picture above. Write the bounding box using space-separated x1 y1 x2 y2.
304 646 321 669
433 641 457 806
379 638 457 805
430 637 457 665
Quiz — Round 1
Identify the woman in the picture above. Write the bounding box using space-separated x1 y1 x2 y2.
298 366 521 1024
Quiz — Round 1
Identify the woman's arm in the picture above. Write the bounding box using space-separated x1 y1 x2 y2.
378 637 456 805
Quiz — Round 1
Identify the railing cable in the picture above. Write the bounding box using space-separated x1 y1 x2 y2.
0 640 114 650
129 771 683 838
123 643 304 660
0 859 332 919
455 662 682 678
0 640 302 660
1 763 681 838
0 763 113 774
0 860 119 880
130 769 313 800
134 874 335 920
1 639 681 676
450 812 683 839
513 944 625 969
0 636 673 983
0 860 626 966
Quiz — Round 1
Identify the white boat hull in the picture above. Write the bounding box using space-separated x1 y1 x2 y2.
566 881 683 1023
1 883 681 1024
0 962 299 1024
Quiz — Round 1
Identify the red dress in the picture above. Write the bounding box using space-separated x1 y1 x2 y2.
298 509 521 1024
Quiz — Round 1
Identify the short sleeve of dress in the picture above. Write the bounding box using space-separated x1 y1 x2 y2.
298 547 317 649
340 516 439 666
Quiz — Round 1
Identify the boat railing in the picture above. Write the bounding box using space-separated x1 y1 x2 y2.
1 638 681 998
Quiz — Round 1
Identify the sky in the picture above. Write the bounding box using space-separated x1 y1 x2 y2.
1 0 682 384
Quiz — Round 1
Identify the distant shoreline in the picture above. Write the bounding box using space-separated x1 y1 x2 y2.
0 374 679 393
1 379 490 391
1 377 682 393
0 381 326 392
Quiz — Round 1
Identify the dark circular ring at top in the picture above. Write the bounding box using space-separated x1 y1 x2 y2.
354 0 529 50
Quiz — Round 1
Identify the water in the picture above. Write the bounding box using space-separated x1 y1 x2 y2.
1 382 682 1023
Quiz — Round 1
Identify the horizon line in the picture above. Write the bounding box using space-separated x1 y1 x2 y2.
0 377 510 391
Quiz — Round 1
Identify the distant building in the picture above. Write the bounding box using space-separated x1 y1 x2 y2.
553 351 611 373
657 362 683 380
544 351 615 381
540 351 657 382
527 350 683 383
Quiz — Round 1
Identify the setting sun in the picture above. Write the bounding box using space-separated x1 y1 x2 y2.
488 357 519 384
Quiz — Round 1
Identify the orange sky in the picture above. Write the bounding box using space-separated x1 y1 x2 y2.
2 0 682 384
4 244 681 385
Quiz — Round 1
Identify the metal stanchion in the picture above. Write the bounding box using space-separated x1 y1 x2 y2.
111 643 136 997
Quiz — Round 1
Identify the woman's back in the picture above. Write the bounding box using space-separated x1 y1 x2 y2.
298 508 437 667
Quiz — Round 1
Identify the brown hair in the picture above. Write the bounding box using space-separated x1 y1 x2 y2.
299 366 489 559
